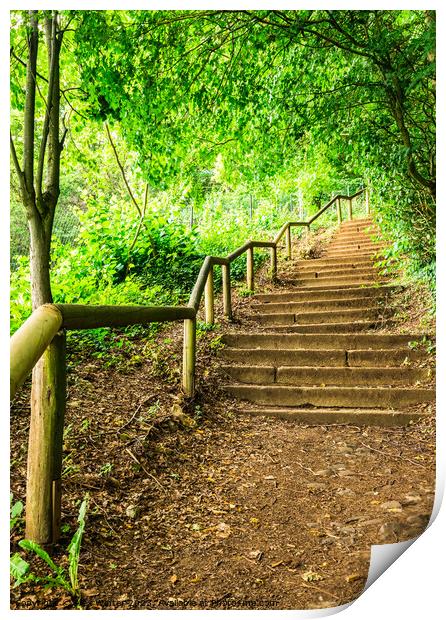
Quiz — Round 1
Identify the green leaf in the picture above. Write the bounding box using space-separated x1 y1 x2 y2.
10 553 34 587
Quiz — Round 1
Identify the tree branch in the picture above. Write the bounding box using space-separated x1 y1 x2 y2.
105 122 142 217
23 10 38 207
10 132 27 201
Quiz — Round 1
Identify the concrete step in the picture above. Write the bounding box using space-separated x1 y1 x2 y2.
253 296 392 313
291 260 374 273
238 407 428 427
223 365 431 386
222 332 431 350
340 219 375 229
265 320 395 333
283 268 378 280
253 286 401 303
220 347 426 367
224 384 435 408
324 249 382 259
331 234 377 243
278 282 386 292
328 240 384 248
255 307 392 326
340 218 373 225
291 257 376 268
285 276 381 287
327 245 384 254
321 253 381 262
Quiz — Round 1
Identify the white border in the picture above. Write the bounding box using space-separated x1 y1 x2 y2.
3 2 444 619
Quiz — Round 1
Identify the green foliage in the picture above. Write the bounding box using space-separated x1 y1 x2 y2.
10 9 435 343
67 497 88 595
10 494 24 531
10 496 89 599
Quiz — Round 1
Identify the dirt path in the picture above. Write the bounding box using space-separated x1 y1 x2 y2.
10 336 435 610
10 229 436 610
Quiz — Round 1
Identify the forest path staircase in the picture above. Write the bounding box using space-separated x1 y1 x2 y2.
220 218 435 426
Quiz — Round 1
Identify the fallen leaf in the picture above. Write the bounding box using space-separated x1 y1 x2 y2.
301 571 324 582
215 522 231 538
170 574 178 585
345 573 363 583
248 550 263 560
83 589 100 597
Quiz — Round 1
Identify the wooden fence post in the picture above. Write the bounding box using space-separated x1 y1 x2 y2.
182 317 196 397
26 331 66 546
366 188 370 215
247 246 254 292
204 266 214 325
337 198 342 225
305 224 310 237
222 264 232 320
285 225 292 260
348 198 353 220
270 246 277 281
271 246 277 282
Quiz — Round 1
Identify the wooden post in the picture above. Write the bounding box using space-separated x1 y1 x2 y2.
285 225 292 260
246 246 254 292
348 198 353 220
182 317 196 397
222 263 232 320
26 331 66 546
337 198 342 225
365 188 370 215
204 266 214 325
305 224 310 238
270 246 277 281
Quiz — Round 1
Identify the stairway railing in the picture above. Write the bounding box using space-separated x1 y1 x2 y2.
10 187 366 545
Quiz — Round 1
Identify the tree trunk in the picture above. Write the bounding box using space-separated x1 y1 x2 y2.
29 212 54 309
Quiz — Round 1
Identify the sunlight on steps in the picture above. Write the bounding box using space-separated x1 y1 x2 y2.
220 218 435 426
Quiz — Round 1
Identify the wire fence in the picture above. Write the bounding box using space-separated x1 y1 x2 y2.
11 179 366 268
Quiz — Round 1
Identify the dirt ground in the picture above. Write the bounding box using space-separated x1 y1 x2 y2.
10 234 436 610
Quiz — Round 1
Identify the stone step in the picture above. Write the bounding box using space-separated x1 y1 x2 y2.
223 365 431 386
253 286 401 303
265 320 394 333
283 268 378 280
253 296 392 313
321 253 381 262
291 256 376 267
331 234 377 243
340 219 375 228
255 307 392 326
340 217 373 224
325 242 380 250
222 332 431 350
220 347 426 367
328 239 384 248
238 407 428 427
324 249 382 258
279 282 384 292
284 276 380 287
224 384 435 408
291 260 374 273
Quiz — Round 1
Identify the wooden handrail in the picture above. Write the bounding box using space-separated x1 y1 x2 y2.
10 304 63 398
57 304 195 330
10 186 365 545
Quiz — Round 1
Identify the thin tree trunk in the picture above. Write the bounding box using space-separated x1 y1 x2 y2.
29 213 54 309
